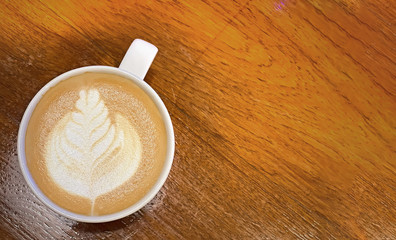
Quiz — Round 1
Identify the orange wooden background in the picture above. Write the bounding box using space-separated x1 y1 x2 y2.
0 0 395 239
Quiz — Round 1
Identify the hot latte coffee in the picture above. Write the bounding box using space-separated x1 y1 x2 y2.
25 72 167 216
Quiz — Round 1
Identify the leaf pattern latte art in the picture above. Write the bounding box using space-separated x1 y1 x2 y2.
45 89 142 214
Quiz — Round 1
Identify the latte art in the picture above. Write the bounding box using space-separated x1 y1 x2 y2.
26 72 167 216
45 89 141 213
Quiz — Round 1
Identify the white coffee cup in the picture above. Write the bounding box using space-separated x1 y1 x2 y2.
17 39 175 223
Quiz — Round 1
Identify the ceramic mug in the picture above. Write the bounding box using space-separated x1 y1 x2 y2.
17 39 175 223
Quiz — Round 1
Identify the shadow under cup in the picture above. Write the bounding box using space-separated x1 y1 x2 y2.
17 66 174 223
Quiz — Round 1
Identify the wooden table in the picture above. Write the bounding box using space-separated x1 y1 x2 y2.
0 0 395 239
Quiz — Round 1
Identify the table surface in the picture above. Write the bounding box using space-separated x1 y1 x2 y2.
0 0 395 239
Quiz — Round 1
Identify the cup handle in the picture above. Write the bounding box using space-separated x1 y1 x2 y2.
119 39 158 80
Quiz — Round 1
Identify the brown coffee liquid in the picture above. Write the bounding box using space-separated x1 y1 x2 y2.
25 72 167 216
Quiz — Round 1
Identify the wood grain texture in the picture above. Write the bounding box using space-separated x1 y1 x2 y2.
0 0 395 239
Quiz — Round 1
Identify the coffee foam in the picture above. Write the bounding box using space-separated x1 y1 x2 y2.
25 72 167 216
45 89 142 213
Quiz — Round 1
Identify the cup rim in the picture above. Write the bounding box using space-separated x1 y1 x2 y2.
17 66 175 223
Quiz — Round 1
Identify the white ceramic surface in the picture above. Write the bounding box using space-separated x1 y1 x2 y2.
17 39 174 223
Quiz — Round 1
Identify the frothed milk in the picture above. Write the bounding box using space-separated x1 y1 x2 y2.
25 72 167 216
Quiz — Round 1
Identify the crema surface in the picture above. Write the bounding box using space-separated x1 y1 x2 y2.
25 72 167 216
